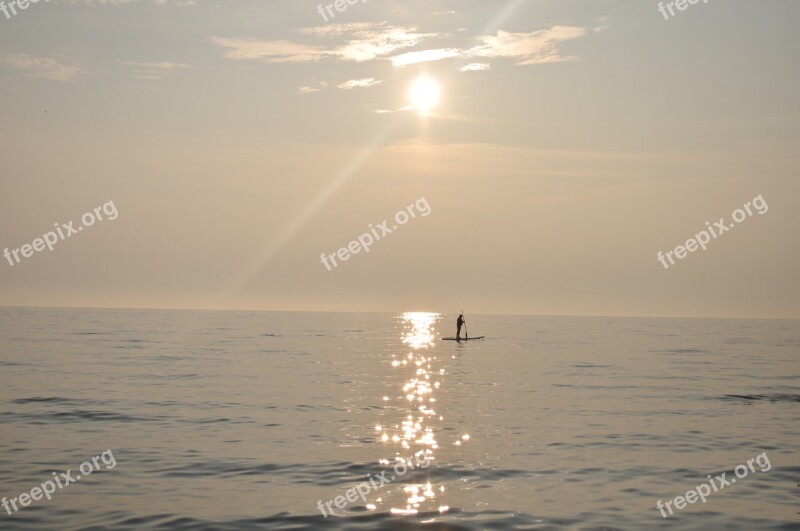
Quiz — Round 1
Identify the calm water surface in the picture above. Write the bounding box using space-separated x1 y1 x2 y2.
0 308 798 530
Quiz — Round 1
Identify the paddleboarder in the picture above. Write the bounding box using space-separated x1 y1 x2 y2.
456 314 465 340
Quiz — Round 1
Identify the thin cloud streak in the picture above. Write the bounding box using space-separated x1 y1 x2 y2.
0 54 79 81
391 26 587 68
391 48 462 67
210 23 438 64
338 78 383 89
117 60 191 69
118 60 191 79
298 80 328 94
460 62 491 71
209 37 327 63
470 27 587 65
211 21 586 70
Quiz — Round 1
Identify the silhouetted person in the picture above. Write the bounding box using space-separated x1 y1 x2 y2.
456 314 465 340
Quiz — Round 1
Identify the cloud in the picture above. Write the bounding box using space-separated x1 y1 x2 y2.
334 27 430 62
391 48 462 68
297 22 378 38
593 16 610 34
460 62 491 72
389 26 587 69
337 78 383 90
468 26 587 65
211 22 438 64
118 60 191 69
211 24 587 70
0 54 79 81
298 80 328 94
327 23 438 62
118 60 191 79
209 37 327 63
374 105 414 114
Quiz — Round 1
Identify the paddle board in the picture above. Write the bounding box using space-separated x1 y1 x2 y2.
441 336 485 341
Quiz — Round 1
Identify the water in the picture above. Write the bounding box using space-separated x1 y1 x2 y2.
0 308 797 530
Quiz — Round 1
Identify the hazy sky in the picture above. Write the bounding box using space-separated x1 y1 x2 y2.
1 0 798 318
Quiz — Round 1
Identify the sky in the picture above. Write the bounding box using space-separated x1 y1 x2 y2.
0 0 798 318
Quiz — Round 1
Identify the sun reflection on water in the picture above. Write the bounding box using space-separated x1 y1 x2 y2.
368 312 452 516
401 312 437 350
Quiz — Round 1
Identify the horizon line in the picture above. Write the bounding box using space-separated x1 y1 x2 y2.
0 304 797 321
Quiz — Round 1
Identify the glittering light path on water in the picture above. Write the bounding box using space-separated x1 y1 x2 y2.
368 312 463 516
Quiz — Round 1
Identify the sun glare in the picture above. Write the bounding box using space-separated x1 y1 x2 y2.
408 76 441 115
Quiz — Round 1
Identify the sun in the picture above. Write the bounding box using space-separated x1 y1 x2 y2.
408 75 441 115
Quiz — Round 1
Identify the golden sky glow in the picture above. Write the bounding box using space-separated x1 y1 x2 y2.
0 1 798 318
